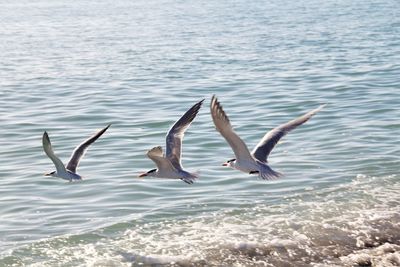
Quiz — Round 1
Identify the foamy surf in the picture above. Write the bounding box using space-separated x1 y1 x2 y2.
2 174 398 266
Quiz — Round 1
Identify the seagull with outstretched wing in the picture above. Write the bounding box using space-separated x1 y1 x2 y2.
42 124 110 181
210 95 324 180
139 99 204 184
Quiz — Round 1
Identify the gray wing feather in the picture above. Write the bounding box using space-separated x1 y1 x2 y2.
42 132 68 175
252 105 325 162
147 146 176 172
165 99 204 170
66 124 110 173
210 96 253 162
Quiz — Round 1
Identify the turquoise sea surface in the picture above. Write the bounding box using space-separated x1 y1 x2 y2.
1 0 400 266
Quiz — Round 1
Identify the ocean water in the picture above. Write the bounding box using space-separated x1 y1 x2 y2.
1 0 400 266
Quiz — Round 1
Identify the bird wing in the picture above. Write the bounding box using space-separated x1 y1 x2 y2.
66 124 111 173
252 105 325 162
210 96 253 162
165 99 204 170
42 131 68 175
147 146 176 172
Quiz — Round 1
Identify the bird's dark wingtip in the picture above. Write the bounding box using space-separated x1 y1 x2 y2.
42 131 51 147
182 178 194 184
210 95 219 110
98 124 111 134
195 99 205 109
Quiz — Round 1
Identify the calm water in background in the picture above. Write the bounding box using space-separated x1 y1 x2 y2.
1 0 400 266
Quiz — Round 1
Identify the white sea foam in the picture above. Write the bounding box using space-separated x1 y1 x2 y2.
3 174 398 266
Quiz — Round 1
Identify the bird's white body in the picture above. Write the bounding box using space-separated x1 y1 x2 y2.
227 158 282 180
47 170 82 181
229 159 258 173
144 164 198 181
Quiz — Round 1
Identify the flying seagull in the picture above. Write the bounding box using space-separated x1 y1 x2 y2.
42 124 111 181
139 99 204 184
210 95 324 179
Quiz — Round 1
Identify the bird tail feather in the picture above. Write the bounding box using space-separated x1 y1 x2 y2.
260 165 282 180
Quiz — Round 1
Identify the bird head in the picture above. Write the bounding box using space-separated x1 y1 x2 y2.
222 159 236 168
138 168 157 178
44 171 56 177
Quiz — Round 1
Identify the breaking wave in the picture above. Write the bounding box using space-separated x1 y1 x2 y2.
2 174 399 266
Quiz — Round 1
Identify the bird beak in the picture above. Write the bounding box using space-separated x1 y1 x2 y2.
222 163 228 166
138 173 147 178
